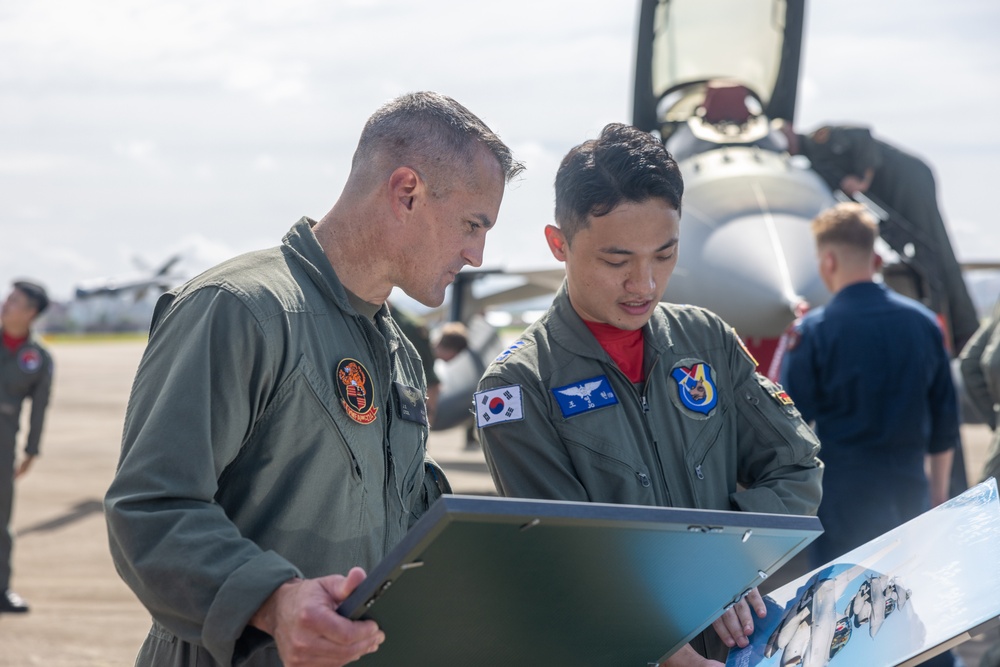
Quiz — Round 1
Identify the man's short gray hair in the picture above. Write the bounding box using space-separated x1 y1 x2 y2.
352 91 524 193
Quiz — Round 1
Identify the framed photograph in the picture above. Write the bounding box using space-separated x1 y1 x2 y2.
339 494 821 666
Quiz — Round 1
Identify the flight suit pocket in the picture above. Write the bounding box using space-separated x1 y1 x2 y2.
737 374 819 465
296 356 365 479
557 422 657 505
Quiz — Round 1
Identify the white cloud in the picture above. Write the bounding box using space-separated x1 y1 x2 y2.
1 0 997 305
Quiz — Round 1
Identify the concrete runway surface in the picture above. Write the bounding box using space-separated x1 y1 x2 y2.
1 340 996 666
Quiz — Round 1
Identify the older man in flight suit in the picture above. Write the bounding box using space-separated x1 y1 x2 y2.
105 92 523 667
476 123 823 666
0 280 53 614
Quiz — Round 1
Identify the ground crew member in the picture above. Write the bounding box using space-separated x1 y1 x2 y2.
781 202 958 558
105 92 522 667
1 280 53 614
780 123 978 354
780 202 960 667
476 123 823 666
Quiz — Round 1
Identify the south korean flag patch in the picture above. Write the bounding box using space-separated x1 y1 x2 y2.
474 385 524 428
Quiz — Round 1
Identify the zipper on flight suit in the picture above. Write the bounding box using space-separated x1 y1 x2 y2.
358 314 396 557
610 357 671 506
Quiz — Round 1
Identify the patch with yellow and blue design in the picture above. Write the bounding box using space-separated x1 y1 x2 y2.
670 362 718 415
551 375 618 418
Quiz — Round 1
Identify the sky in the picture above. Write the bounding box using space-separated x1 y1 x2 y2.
2 0 999 304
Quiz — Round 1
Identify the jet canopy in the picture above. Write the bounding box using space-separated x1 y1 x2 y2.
633 0 805 139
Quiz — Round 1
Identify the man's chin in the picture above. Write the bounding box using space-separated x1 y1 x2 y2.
402 288 446 309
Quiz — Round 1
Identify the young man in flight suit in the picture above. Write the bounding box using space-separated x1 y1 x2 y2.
476 123 823 666
105 92 523 667
0 280 53 614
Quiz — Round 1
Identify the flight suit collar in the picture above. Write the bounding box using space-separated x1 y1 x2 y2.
281 217 390 323
547 282 675 361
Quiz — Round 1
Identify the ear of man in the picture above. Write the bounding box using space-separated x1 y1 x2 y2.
544 224 568 261
388 166 421 218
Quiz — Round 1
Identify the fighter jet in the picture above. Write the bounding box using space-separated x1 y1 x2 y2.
428 0 990 430
631 0 981 374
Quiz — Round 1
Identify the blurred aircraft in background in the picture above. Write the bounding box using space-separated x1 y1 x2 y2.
74 254 184 302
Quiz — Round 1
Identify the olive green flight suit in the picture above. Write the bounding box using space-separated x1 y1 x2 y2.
477 285 823 661
960 298 1000 484
478 285 822 515
0 332 53 592
105 219 447 666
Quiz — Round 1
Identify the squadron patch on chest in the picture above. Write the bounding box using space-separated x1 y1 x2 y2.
474 385 523 428
551 375 618 418
18 348 41 374
336 358 378 425
670 361 719 416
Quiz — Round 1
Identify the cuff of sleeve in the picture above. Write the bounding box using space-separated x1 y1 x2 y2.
730 487 791 515
203 550 302 665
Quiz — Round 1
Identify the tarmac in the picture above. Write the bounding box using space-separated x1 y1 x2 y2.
1 339 997 666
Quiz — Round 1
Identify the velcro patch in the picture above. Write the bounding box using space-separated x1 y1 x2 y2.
551 375 618 418
770 386 795 406
474 385 524 428
493 340 527 364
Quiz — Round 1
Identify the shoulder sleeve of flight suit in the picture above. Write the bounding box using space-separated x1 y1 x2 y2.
25 347 53 456
981 315 1000 411
104 287 302 666
959 314 999 429
729 323 823 516
477 358 591 502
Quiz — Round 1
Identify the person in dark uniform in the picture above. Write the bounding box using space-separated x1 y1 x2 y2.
778 123 978 355
781 204 960 667
781 200 959 535
0 280 53 614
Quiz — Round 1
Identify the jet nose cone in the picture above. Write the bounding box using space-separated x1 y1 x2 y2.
666 212 829 337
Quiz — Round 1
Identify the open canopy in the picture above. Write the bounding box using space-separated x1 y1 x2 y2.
633 0 805 134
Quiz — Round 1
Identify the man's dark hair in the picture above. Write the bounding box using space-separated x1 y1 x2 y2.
13 280 49 314
352 91 524 195
554 123 683 243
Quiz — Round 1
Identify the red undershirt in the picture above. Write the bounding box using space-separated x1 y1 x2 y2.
2 331 28 353
583 320 645 383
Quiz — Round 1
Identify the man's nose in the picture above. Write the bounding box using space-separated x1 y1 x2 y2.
625 263 655 293
463 238 485 268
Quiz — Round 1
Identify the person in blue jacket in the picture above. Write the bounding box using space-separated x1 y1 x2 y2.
781 202 958 570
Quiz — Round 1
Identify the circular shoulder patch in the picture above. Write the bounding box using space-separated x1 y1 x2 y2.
18 348 42 374
336 358 379 425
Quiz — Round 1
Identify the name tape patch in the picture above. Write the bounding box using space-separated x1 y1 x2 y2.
551 375 619 418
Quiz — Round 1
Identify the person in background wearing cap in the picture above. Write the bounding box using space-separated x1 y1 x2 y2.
0 279 54 614
104 92 522 667
476 123 823 665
